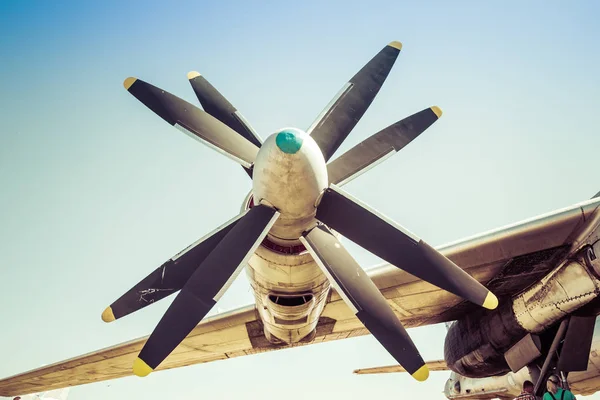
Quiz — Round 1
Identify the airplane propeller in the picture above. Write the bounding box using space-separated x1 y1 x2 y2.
110 41 498 381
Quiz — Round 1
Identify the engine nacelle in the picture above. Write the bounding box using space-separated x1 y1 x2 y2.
445 241 600 378
246 244 330 344
444 367 536 399
241 190 331 345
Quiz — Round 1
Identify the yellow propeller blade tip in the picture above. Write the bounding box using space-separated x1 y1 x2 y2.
133 357 154 377
187 71 201 80
431 106 443 118
411 365 429 381
101 307 115 323
123 77 137 90
388 41 403 50
483 292 499 310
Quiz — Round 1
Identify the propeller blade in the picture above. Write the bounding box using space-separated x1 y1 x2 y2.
187 72 262 147
133 205 279 376
316 185 498 310
327 106 442 186
308 41 402 162
101 214 243 323
123 77 259 167
187 72 261 178
300 225 428 381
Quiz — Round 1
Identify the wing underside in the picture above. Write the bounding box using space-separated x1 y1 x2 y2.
1 197 599 396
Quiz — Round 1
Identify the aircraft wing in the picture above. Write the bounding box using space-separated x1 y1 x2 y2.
353 359 448 374
1 197 599 396
361 196 600 329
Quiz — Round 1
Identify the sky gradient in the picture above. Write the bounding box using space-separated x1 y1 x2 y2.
1 0 600 399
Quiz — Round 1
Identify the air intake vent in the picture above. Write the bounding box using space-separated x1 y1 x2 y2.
268 294 313 307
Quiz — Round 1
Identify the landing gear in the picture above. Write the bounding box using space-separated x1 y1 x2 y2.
533 319 569 397
533 315 595 397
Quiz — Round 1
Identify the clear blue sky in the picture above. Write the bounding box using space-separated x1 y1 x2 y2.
1 0 600 399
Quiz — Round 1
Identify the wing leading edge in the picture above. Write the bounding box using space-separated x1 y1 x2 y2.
1 197 599 396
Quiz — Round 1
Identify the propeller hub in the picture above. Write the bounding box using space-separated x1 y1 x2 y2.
252 127 327 240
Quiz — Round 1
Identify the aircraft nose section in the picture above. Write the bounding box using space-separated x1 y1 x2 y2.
276 129 304 154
